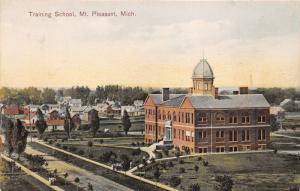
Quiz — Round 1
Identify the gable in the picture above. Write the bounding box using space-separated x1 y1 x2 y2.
144 96 155 106
180 97 194 109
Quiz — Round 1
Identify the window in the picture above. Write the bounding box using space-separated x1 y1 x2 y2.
258 129 266 140
241 116 250 124
186 113 190 123
216 113 225 123
204 83 208 90
173 129 176 138
216 147 225 153
182 130 185 140
178 112 181 122
158 110 161 120
182 112 185 123
257 115 266 123
173 111 177 121
162 110 166 120
229 130 237 142
158 126 161 135
229 146 238 152
167 111 171 120
242 130 250 141
198 112 207 123
199 131 207 139
199 147 208 153
191 113 194 124
229 115 238 124
216 130 224 138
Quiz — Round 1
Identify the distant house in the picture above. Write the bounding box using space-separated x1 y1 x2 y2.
270 106 285 116
121 105 144 117
48 109 60 120
24 112 38 126
133 100 144 107
71 113 81 129
69 99 82 108
3 106 23 118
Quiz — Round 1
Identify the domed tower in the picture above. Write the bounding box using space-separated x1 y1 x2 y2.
190 58 216 96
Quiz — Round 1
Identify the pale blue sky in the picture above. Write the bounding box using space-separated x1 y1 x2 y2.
0 1 299 88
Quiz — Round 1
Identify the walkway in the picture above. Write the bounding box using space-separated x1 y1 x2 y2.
25 145 133 191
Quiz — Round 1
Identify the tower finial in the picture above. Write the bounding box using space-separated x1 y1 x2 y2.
202 49 205 60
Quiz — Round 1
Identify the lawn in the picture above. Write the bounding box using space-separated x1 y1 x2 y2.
269 136 300 151
52 141 149 166
0 160 52 191
135 152 300 191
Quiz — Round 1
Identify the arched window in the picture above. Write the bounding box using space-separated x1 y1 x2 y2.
198 112 207 123
215 112 225 123
158 110 161 120
167 111 171 120
173 111 177 121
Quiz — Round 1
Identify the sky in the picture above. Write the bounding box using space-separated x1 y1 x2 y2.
0 1 300 89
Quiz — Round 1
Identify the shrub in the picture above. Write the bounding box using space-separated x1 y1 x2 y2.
215 175 234 191
188 183 200 191
78 150 85 155
153 167 161 181
62 145 68 150
131 142 136 146
120 154 130 171
150 158 155 163
88 153 94 158
179 159 184 164
163 149 169 156
48 140 53 145
194 165 199 172
137 142 140 146
99 139 104 144
179 167 185 173
167 161 174 167
175 151 181 158
55 143 61 148
156 152 163 159
69 146 77 152
99 151 117 163
274 149 278 154
43 137 48 142
87 141 93 147
169 176 181 187
132 148 142 156
197 156 202 161
141 142 145 146
289 185 300 191
160 161 167 169
202 161 208 166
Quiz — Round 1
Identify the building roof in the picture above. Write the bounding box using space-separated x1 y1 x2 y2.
192 58 214 79
160 94 270 109
149 94 185 105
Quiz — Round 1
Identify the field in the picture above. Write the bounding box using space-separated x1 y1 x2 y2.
135 152 300 191
269 136 300 151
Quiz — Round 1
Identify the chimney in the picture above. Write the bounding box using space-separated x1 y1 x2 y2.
162 88 170 101
215 87 219 99
233 90 239 95
239 87 248 94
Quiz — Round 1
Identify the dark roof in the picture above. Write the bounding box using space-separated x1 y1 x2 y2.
187 94 270 109
149 94 185 105
158 94 270 109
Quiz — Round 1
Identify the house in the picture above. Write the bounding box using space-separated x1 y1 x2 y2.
69 99 82 108
270 106 285 116
144 58 270 153
121 105 144 117
48 109 60 120
3 106 23 118
71 113 81 129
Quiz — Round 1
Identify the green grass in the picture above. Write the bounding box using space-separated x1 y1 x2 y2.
137 152 300 191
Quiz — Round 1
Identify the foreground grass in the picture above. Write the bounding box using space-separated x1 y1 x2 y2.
136 152 300 191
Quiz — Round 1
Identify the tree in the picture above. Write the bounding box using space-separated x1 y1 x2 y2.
188 183 201 191
41 88 56 104
35 108 47 139
74 177 80 191
153 167 161 181
64 107 74 138
63 172 69 185
169 176 181 187
14 119 29 160
122 110 131 136
88 183 93 191
215 175 234 191
89 109 100 137
5 119 14 157
87 141 93 154
194 165 199 173
120 154 130 171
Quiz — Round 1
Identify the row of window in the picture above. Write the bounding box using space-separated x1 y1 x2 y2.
146 109 267 125
198 129 266 141
198 144 266 153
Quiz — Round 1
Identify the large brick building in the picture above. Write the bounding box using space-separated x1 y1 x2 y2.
144 58 270 153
